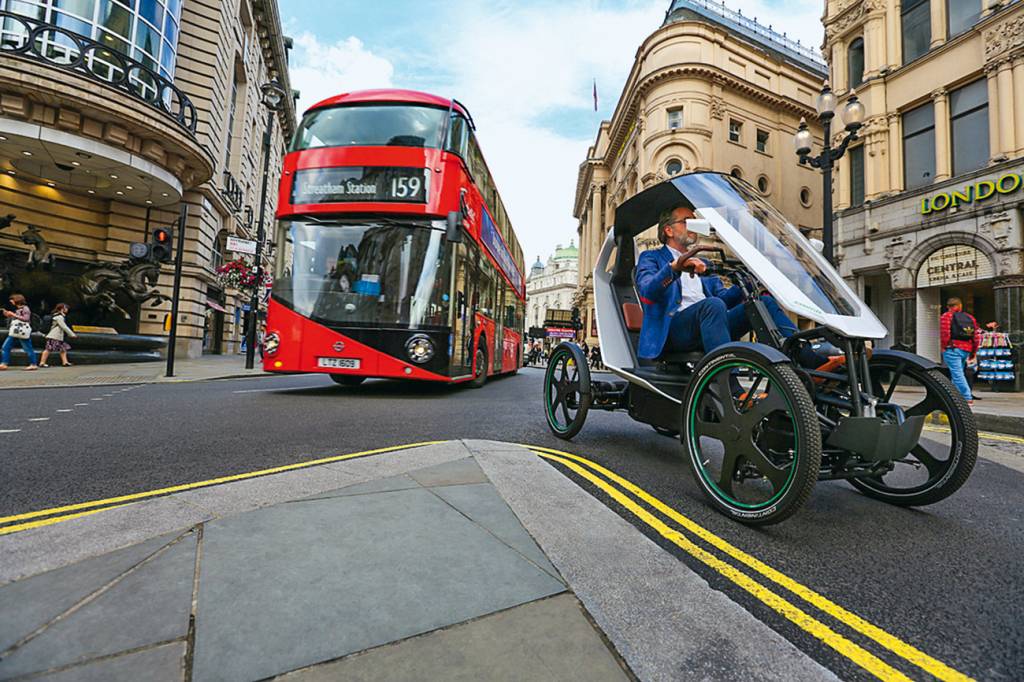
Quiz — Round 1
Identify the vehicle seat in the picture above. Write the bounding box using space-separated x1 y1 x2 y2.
621 302 704 367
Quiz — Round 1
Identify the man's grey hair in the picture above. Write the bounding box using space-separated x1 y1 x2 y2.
657 204 688 244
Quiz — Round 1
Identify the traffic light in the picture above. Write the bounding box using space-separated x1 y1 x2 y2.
151 226 174 263
571 306 581 331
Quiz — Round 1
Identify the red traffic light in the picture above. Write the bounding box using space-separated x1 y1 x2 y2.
153 229 170 243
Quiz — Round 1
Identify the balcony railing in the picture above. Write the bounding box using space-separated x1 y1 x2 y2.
0 11 197 135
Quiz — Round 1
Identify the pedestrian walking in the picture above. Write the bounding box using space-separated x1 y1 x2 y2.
590 344 602 370
940 297 980 405
39 303 77 367
1 293 38 370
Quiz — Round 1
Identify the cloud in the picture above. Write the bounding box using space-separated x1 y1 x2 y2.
289 33 395 115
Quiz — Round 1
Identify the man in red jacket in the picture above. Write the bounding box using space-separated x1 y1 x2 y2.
940 297 980 405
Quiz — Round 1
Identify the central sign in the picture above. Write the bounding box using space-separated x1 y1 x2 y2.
291 167 429 204
916 244 994 287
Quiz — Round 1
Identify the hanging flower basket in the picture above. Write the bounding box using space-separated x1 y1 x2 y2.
217 258 272 290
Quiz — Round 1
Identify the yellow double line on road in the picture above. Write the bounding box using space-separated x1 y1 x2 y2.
0 441 446 536
527 444 973 682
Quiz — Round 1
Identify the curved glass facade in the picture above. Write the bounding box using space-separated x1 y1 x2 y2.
0 0 182 82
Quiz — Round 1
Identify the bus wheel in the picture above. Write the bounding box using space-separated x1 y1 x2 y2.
330 375 365 387
469 345 488 389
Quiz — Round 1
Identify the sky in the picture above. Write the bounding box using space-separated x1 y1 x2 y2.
279 0 825 266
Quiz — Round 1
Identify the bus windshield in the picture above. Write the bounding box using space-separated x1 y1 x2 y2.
273 220 451 329
291 105 447 151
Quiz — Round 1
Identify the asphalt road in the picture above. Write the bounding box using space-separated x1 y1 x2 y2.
2 368 1021 680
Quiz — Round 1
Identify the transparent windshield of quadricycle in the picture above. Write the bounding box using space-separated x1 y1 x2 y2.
672 174 858 316
272 220 451 328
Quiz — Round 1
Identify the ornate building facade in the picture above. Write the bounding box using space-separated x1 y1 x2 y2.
0 0 295 359
825 0 1024 389
526 241 579 333
573 0 828 344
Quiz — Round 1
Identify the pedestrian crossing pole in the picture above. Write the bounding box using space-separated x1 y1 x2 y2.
165 204 189 378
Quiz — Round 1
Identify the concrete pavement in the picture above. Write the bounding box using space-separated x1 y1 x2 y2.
0 355 269 390
0 440 836 682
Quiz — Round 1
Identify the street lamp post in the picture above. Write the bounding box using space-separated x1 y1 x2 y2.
245 78 286 370
794 82 865 265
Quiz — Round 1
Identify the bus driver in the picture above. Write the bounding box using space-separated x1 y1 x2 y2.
634 205 822 365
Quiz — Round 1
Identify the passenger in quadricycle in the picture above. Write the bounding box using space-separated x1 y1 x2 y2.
634 204 837 368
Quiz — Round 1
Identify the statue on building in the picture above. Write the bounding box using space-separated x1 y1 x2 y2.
20 225 56 270
76 259 166 320
0 214 15 232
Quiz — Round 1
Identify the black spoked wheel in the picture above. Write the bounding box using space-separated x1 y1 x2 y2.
543 343 591 440
850 356 977 506
469 344 488 389
683 347 821 525
330 375 365 387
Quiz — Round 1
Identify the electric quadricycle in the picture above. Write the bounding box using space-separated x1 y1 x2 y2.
543 172 977 525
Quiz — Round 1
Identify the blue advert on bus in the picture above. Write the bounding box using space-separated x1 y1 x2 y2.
481 209 523 295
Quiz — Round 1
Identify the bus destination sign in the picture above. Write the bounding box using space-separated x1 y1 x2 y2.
481 209 524 295
292 167 429 204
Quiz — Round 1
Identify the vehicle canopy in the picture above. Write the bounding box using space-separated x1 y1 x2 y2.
612 172 886 339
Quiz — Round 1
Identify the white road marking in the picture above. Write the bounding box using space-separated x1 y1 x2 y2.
0 429 21 434
74 403 89 406
56 409 73 413
27 417 49 422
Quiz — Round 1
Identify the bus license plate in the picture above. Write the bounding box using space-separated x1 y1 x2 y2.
318 357 361 369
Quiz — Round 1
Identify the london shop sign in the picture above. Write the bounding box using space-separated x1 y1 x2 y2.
920 172 1023 215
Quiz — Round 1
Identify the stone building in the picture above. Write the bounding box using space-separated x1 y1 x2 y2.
573 0 828 345
824 0 1024 389
0 0 295 358
525 241 579 334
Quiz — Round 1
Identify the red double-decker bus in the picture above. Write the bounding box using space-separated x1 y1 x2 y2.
264 89 526 387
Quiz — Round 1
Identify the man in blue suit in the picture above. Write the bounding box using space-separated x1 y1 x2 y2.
635 205 799 360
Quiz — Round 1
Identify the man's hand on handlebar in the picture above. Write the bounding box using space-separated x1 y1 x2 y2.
671 256 707 276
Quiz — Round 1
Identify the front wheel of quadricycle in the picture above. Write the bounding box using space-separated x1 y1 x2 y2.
330 375 365 387
849 359 977 506
469 345 488 389
543 343 591 440
682 347 821 525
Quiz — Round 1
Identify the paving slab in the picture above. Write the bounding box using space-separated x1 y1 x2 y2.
430 482 558 578
406 457 489 487
0 532 178 652
192 486 565 682
34 641 186 682
300 473 420 500
0 532 196 678
278 594 628 682
0 496 210 584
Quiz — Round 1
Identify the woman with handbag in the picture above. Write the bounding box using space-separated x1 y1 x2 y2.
1 293 39 370
39 302 77 368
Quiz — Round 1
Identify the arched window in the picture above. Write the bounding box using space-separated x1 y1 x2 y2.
211 230 228 272
665 159 683 176
848 37 865 89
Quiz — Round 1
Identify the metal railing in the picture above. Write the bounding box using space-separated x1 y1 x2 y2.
668 0 827 71
0 11 197 135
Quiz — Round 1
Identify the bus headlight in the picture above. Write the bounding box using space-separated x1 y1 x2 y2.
264 332 280 356
405 334 434 364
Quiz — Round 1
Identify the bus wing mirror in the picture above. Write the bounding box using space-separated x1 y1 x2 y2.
686 218 712 237
446 211 463 243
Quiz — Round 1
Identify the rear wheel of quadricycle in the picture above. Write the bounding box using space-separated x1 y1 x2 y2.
469 344 488 389
850 358 977 506
683 348 821 525
330 375 365 387
543 342 591 440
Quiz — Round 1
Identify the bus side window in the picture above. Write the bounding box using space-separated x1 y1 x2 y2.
447 114 469 158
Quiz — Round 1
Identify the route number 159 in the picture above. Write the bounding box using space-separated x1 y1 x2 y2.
391 176 422 198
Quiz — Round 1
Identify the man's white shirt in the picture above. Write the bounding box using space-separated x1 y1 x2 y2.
667 245 705 312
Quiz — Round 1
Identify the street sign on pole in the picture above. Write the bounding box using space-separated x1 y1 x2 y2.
226 236 257 255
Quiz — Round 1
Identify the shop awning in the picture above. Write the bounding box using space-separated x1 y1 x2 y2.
206 298 228 313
